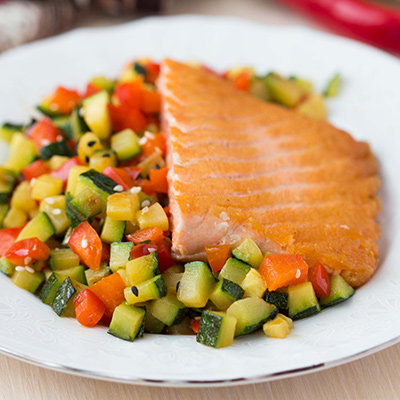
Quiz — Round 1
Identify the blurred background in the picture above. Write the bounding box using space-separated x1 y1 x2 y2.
0 0 399 55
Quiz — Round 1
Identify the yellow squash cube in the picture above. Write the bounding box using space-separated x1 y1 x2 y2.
31 175 63 201
11 181 37 213
3 207 27 228
136 202 169 231
107 192 140 221
65 166 90 196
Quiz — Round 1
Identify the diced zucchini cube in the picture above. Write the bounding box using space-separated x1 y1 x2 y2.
144 307 165 334
124 275 167 305
4 133 37 173
49 248 80 271
295 93 327 119
108 302 146 341
39 195 69 235
82 91 112 140
17 211 55 242
39 141 71 161
107 192 140 221
265 290 289 310
49 155 69 171
232 238 263 269
85 262 111 286
209 278 244 310
89 150 117 173
3 207 27 228
69 187 102 218
263 73 304 108
288 281 320 320
138 152 166 179
0 257 15 276
51 278 87 317
136 202 169 231
111 129 141 161
149 291 187 326
196 311 237 348
0 203 10 227
66 166 90 196
166 317 193 335
101 216 125 244
319 275 355 308
110 242 134 272
126 252 160 286
0 123 23 143
39 272 63 304
162 269 183 293
218 258 251 286
11 181 36 213
11 269 44 293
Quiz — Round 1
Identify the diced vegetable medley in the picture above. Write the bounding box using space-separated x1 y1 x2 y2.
0 59 349 348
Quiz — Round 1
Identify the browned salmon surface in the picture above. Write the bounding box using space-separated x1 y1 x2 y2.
159 59 381 287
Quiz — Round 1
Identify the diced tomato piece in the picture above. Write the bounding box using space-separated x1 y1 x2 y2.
141 132 167 157
50 156 82 186
205 245 231 273
134 178 154 195
74 289 106 328
28 119 61 150
89 273 126 318
101 242 110 264
108 104 147 133
190 318 200 334
0 227 22 257
309 262 331 298
50 87 81 114
6 238 50 265
149 167 168 194
68 221 102 271
22 160 50 181
123 166 141 181
84 82 101 98
157 239 176 273
233 71 251 91
115 80 142 109
129 243 158 260
102 166 134 191
126 227 164 245
141 91 161 114
145 62 160 84
259 254 308 291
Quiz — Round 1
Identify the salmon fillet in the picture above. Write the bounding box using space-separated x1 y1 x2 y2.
159 59 381 287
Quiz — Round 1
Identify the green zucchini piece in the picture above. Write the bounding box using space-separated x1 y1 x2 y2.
101 216 125 244
17 212 55 242
162 269 183 293
0 167 16 203
265 290 289 310
108 302 146 341
319 275 355 308
11 269 44 294
177 261 216 308
324 73 341 98
4 133 37 173
69 187 102 219
125 275 167 305
232 238 263 269
91 76 114 91
57 266 87 285
149 291 187 326
85 262 111 286
196 311 237 348
0 123 23 143
111 129 141 161
227 297 278 337
110 242 134 272
40 141 71 161
249 78 270 101
126 252 160 286
0 257 15 276
49 248 80 271
133 62 146 77
210 278 244 310
37 98 65 117
65 193 88 229
166 317 193 335
218 258 251 286
288 281 320 320
0 203 10 226
263 73 304 108
289 76 313 94
64 108 89 141
51 277 86 317
144 307 165 334
82 91 112 140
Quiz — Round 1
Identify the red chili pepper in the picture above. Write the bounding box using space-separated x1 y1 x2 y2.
102 166 134 191
50 156 82 186
22 160 51 181
74 289 106 328
6 238 50 265
308 262 331 298
280 0 400 54
0 227 22 257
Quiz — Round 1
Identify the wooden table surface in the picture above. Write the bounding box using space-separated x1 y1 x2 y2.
1 1 398 399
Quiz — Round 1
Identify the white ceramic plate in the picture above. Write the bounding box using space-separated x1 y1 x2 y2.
0 16 400 387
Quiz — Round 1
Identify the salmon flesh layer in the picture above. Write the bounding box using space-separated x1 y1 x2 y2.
159 59 381 288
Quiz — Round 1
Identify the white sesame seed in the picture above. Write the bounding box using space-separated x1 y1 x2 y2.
129 186 142 194
138 137 147 146
41 139 51 146
141 200 151 208
45 197 55 205
30 178 36 186
15 266 25 272
295 269 301 279
113 185 124 192
144 131 155 140
25 266 35 273
52 208 62 215
24 257 32 265
147 248 157 254
81 239 88 249
141 206 149 214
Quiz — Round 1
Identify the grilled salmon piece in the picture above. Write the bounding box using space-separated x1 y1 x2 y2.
159 59 381 287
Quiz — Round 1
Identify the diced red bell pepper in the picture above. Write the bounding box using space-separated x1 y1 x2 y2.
141 91 161 114
157 238 176 273
101 242 110 264
22 160 51 181
126 227 164 245
129 243 158 260
6 237 50 265
190 318 200 334
50 156 83 186
141 132 167 157
134 178 154 195
28 119 62 150
145 62 160 84
123 166 141 181
89 273 126 317
205 244 231 273
115 80 142 109
74 289 106 328
108 104 147 133
149 168 169 194
49 87 81 114
84 82 101 98
102 166 134 191
309 262 331 298
233 71 251 91
68 221 102 271
259 254 309 291
0 227 22 257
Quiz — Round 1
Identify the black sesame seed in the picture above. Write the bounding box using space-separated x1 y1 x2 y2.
131 286 139 297
176 281 180 292
102 153 111 158
85 156 89 163
87 140 96 147
154 164 160 170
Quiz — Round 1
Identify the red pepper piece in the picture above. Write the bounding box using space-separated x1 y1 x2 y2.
0 227 22 257
102 166 134 191
22 160 51 181
6 238 50 265
309 262 331 298
74 289 106 328
50 156 83 186
129 243 158 260
28 119 61 150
